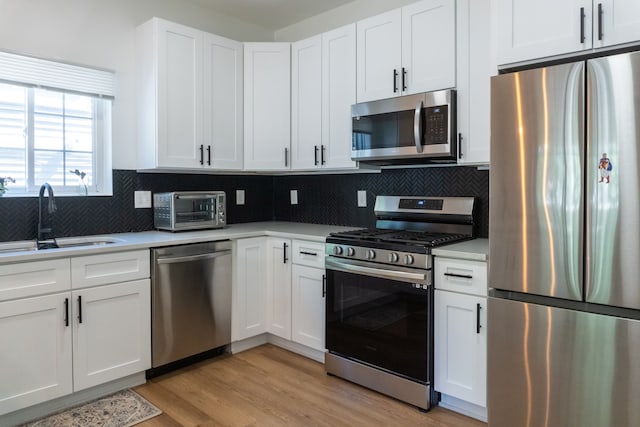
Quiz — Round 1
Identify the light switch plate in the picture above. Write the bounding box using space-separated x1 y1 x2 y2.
134 191 152 209
236 190 245 205
357 190 367 207
290 190 298 205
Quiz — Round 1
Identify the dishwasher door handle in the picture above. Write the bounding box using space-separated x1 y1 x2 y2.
156 250 232 265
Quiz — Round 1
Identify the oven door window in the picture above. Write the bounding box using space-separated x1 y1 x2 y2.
173 197 216 226
325 268 430 383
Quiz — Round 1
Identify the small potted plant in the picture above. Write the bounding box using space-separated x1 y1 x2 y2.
0 177 15 196
69 169 88 196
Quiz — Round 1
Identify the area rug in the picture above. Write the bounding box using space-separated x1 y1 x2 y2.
20 389 162 427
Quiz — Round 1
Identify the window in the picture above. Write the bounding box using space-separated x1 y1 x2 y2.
0 51 114 196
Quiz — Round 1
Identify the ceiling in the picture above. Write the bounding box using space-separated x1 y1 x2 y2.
190 0 357 31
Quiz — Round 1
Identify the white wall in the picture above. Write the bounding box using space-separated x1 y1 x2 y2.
274 0 418 42
0 0 273 170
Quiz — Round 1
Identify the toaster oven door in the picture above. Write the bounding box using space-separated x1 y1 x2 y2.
172 194 220 230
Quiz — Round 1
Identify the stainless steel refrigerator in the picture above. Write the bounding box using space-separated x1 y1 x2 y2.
489 50 640 427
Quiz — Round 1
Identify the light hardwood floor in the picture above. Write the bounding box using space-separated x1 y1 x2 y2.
135 344 486 427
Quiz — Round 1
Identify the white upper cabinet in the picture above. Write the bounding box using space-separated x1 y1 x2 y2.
291 24 357 171
291 36 323 170
244 43 291 170
357 0 455 102
203 33 244 169
321 24 357 170
496 0 591 65
496 0 640 65
456 0 491 165
594 0 640 49
138 18 203 169
401 0 456 95
357 8 402 102
136 18 243 170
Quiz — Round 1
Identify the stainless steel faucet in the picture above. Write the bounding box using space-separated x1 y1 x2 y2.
37 182 59 249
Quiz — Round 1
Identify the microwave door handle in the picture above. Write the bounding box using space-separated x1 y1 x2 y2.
175 194 220 200
414 100 424 153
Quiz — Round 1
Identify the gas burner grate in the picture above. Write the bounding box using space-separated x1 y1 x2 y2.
380 231 469 247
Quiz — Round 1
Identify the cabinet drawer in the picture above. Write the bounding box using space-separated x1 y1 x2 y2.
434 258 487 296
0 259 71 301
71 250 150 289
292 240 325 269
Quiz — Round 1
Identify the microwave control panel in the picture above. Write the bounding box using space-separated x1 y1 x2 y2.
424 105 449 145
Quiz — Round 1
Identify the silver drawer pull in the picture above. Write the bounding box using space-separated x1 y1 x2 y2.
299 251 318 256
444 272 473 279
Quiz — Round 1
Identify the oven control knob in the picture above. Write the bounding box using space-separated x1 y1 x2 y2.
389 252 399 263
366 249 376 260
333 246 344 255
347 247 355 256
404 254 414 265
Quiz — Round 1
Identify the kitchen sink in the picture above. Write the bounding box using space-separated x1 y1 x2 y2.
0 237 122 254
56 237 122 248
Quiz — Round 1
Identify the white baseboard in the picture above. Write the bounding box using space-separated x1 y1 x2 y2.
438 393 487 422
0 372 146 427
267 335 325 363
230 333 325 363
230 334 269 354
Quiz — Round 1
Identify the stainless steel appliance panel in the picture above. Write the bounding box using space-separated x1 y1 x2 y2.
488 297 640 427
151 241 232 367
351 90 456 163
489 62 584 301
154 191 226 231
586 51 640 310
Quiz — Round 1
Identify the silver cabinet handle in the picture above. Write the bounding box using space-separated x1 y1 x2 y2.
284 147 289 167
156 250 231 265
580 7 586 43
444 272 473 279
414 100 424 153
598 3 604 41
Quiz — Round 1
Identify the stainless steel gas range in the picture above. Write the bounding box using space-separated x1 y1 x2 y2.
324 196 475 410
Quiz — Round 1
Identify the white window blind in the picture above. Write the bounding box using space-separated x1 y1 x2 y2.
0 51 113 196
0 51 115 98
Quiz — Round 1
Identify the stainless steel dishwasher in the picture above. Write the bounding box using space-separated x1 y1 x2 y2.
150 240 232 372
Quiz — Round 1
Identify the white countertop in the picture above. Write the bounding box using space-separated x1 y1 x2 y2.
432 238 489 261
0 222 359 264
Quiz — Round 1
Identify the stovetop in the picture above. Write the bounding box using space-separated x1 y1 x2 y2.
328 228 470 248
326 229 472 269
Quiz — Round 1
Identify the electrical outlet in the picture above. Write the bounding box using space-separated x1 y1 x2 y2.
357 190 367 207
134 191 152 209
290 190 298 205
236 190 245 205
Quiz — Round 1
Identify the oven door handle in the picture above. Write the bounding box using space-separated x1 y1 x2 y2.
326 258 428 284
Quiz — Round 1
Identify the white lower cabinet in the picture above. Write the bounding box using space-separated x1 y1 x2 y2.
434 290 486 406
233 237 268 341
0 252 151 416
0 293 72 415
291 264 325 351
434 256 487 420
266 238 292 340
72 280 151 391
233 237 326 355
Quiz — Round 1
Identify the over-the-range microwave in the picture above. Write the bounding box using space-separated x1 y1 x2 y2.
153 191 226 231
351 89 456 165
